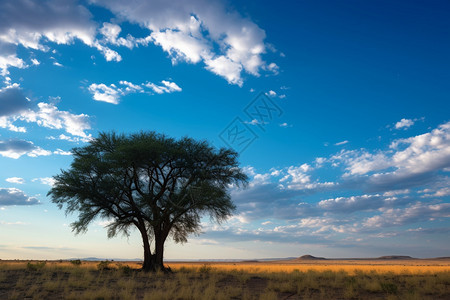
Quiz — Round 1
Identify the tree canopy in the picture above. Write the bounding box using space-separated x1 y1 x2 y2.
48 131 248 271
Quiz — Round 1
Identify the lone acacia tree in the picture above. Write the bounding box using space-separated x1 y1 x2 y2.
48 132 247 271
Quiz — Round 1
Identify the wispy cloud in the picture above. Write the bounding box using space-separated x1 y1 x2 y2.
88 80 182 104
334 140 348 146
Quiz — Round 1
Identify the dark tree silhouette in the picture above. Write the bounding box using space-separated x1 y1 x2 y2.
48 132 247 271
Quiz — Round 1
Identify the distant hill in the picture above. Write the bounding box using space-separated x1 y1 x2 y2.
377 256 414 260
297 255 326 260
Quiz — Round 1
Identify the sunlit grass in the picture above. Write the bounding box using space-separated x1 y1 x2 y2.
168 261 450 275
0 260 448 299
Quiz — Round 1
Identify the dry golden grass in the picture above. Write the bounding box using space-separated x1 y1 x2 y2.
168 259 450 275
0 259 448 299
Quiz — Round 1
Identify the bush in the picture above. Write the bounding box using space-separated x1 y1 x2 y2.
199 264 212 274
381 282 398 294
27 261 46 271
118 264 132 275
97 261 111 271
70 259 82 266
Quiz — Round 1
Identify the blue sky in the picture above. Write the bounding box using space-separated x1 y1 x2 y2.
0 0 449 260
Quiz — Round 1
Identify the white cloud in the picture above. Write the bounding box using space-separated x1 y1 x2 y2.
90 0 273 85
21 102 91 138
32 177 56 187
0 188 39 206
93 42 122 62
161 80 182 92
277 164 335 191
204 55 243 86
89 80 182 103
0 0 97 75
267 90 276 97
0 86 92 138
318 194 385 213
99 22 136 49
244 119 263 126
0 139 51 159
119 80 143 92
335 140 348 146
151 28 207 64
53 61 63 67
395 118 414 130
265 62 279 75
31 58 40 65
0 52 26 76
49 134 92 143
145 80 182 94
363 202 450 228
88 83 121 104
53 149 72 156
330 122 450 192
6 177 25 184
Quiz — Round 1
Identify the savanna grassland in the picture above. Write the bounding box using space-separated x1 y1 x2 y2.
0 259 449 299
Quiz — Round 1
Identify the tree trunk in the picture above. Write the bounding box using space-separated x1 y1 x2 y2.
154 234 165 271
139 226 154 271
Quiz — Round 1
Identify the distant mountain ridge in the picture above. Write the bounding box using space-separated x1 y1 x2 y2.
58 255 450 262
377 256 414 260
296 255 326 260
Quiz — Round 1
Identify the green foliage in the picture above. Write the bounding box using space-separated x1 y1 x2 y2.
118 264 133 275
199 264 212 274
26 262 46 271
97 261 111 271
381 282 398 294
70 259 82 266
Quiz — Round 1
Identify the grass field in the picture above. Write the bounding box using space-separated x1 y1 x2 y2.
0 259 449 299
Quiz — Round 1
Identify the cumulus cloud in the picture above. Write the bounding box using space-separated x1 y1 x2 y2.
0 188 39 206
363 202 450 228
0 139 51 159
88 80 182 104
5 177 25 184
1 0 277 84
329 121 450 193
0 0 96 75
395 118 415 129
0 42 26 76
218 123 450 247
90 0 276 85
0 86 92 138
18 102 91 138
88 83 121 104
